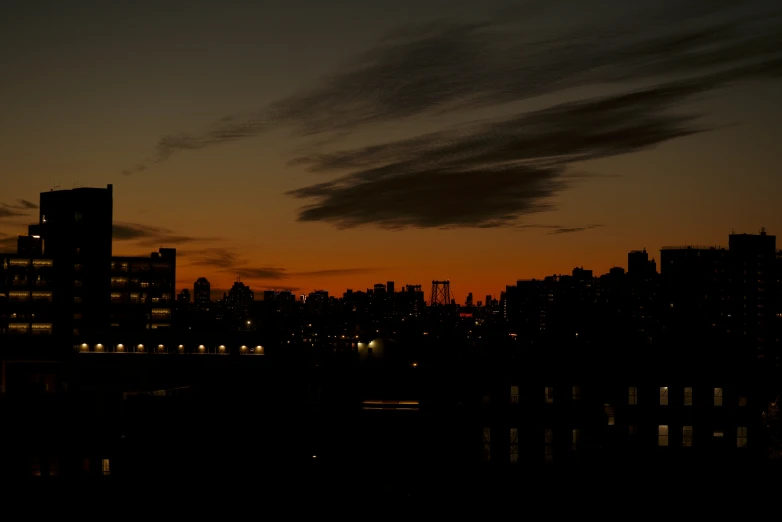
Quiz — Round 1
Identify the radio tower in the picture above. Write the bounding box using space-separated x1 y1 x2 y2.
430 280 451 306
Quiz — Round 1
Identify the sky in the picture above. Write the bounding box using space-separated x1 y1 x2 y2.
1 0 781 301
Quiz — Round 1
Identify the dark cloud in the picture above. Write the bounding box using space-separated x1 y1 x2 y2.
285 57 782 229
0 207 26 219
13 199 38 209
516 224 604 235
548 225 604 235
113 222 218 246
179 248 239 269
129 1 781 168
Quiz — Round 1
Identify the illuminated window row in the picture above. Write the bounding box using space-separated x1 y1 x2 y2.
658 425 747 448
652 386 741 407
75 343 264 355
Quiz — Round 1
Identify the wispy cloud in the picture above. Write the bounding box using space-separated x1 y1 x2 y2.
131 2 781 165
0 198 38 219
113 222 219 247
518 223 604 235
548 224 604 235
126 1 782 229
179 246 380 281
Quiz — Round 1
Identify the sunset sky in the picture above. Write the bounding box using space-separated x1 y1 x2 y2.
1 0 781 301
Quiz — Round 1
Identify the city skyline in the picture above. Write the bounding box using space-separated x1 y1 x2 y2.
2 0 781 299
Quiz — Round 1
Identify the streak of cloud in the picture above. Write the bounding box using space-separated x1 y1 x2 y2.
113 222 219 247
131 1 781 168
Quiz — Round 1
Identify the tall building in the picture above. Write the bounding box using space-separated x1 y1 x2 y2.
7 185 113 337
728 229 778 363
40 185 113 336
193 277 211 311
466 292 473 307
224 280 254 328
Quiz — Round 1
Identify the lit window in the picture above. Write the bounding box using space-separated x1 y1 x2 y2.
683 426 693 447
684 387 693 406
572 429 580 451
714 388 723 407
510 386 519 404
31 323 52 335
572 385 581 400
660 387 668 406
737 427 747 448
545 387 554 404
604 404 615 426
151 308 171 319
738 395 747 407
101 459 110 476
9 323 30 334
658 425 669 446
482 427 491 462
9 291 30 301
510 428 519 463
544 429 553 463
629 386 637 405
714 430 724 439
110 293 123 302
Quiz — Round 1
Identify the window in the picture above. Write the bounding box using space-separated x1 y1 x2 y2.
737 427 747 448
151 308 171 319
572 385 582 400
510 386 519 404
510 428 519 463
683 426 693 447
738 395 748 407
658 425 669 446
660 387 668 406
714 430 724 440
31 323 52 335
482 427 491 462
604 405 615 426
32 291 52 302
545 387 554 404
572 429 581 451
111 293 123 303
9 291 30 301
714 388 723 407
544 429 553 463
101 458 110 476
684 387 693 406
629 386 637 405
9 323 30 334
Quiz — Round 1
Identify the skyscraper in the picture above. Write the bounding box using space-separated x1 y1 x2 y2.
194 277 211 311
32 184 114 336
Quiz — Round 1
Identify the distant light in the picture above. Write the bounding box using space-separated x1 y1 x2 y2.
32 235 40 239
412 362 418 368
178 344 184 350
312 455 317 459
198 345 205 351
158 344 164 351
96 344 104 351
246 321 251 325
117 344 124 351
80 343 88 351
137 344 144 351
